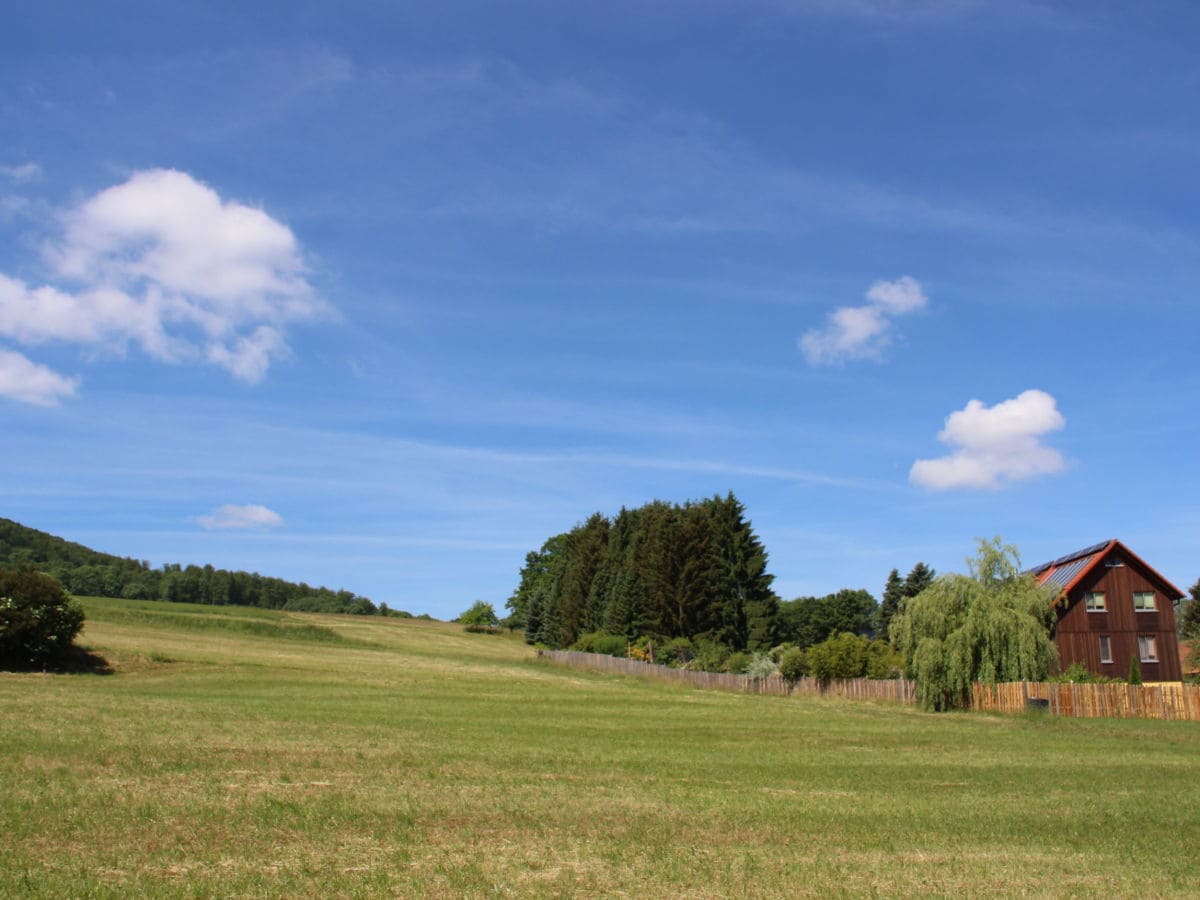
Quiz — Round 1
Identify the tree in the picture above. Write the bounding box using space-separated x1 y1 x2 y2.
877 568 905 640
0 566 85 669
1179 578 1200 639
902 562 936 599
778 589 877 649
458 600 499 631
889 538 1058 712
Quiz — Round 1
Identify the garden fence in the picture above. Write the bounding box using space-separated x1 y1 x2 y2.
537 649 1200 721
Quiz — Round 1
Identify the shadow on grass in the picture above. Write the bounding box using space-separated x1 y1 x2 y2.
1 644 114 675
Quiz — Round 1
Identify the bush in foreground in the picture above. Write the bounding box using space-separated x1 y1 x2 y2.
0 567 85 669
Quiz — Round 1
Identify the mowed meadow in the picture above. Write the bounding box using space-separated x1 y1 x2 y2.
3 599 1199 897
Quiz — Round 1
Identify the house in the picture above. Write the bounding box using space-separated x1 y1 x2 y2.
1028 539 1183 682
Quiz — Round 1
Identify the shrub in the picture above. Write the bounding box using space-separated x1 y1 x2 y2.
808 632 869 681
769 642 795 663
865 639 903 679
723 651 751 674
778 647 808 682
592 635 628 657
690 639 730 672
744 651 778 679
1127 654 1142 685
571 631 605 652
0 567 85 669
656 637 695 667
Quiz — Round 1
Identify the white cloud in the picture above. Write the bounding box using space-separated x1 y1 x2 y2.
0 347 79 406
198 503 284 530
0 169 325 392
0 162 41 183
910 389 1066 490
800 275 928 365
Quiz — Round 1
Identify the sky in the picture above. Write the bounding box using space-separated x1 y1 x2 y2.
2 0 1198 618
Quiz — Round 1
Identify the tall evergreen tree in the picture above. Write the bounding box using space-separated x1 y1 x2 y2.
903 562 936 599
878 568 905 641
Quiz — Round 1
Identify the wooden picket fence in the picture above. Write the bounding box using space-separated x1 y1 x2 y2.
971 680 1200 721
538 649 1200 721
537 649 917 704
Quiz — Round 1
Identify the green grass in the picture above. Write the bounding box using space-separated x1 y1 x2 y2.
2 597 1199 897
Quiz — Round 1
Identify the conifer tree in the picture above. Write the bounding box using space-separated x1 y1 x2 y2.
877 568 905 640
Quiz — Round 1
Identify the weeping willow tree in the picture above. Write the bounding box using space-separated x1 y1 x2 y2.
889 537 1058 712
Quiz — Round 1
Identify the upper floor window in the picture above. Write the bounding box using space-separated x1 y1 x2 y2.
1085 591 1106 612
1138 635 1158 662
1133 591 1156 612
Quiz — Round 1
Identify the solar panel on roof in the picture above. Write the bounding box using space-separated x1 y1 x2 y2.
1044 555 1097 588
1027 539 1112 576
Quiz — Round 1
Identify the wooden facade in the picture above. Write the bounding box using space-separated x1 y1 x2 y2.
1031 540 1183 682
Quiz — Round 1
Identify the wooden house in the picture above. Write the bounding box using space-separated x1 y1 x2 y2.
1029 540 1184 682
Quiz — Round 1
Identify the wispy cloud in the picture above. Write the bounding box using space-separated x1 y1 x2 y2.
0 162 41 183
910 389 1066 490
799 276 928 365
0 169 327 396
198 503 284 530
0 347 78 406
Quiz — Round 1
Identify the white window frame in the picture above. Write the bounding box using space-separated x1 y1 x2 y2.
1084 591 1106 612
1138 635 1158 663
1098 635 1112 664
1133 591 1156 612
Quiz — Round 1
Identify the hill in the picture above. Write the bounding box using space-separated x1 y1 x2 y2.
1 597 1198 895
0 517 391 616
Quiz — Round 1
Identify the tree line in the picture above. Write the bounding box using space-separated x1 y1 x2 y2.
0 518 396 617
505 493 938 655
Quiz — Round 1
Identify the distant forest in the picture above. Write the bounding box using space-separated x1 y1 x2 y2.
0 518 405 617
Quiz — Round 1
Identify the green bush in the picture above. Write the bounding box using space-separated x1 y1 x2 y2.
769 642 795 663
1127 655 1142 685
592 635 628 657
571 631 605 652
690 639 730 672
0 567 85 669
865 639 903 679
723 651 751 674
778 647 808 682
1050 662 1110 684
656 637 695 667
808 632 869 681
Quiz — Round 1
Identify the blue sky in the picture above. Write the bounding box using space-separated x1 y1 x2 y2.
3 1 1198 617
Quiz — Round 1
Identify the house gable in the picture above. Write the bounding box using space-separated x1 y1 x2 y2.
1029 540 1183 681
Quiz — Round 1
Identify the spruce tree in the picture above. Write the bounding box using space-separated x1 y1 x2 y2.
878 568 905 641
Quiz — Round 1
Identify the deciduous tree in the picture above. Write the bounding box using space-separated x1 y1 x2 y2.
889 538 1058 711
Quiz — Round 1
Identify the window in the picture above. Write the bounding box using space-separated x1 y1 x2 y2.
1084 591 1106 612
1104 556 1125 568
1133 591 1156 612
1138 635 1158 662
1098 636 1112 664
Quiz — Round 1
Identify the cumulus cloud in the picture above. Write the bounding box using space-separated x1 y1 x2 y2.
0 347 79 406
800 275 927 365
198 504 284 530
910 389 1066 490
0 168 325 403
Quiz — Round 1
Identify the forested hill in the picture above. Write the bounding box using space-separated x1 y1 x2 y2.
0 518 387 616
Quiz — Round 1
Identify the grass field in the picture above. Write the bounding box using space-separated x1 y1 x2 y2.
3 597 1199 897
